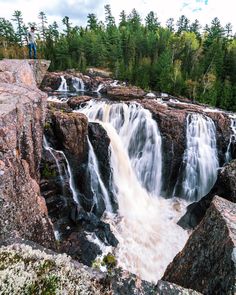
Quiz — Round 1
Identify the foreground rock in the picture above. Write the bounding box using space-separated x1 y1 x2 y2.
163 196 236 294
178 159 236 229
0 59 55 249
0 239 201 295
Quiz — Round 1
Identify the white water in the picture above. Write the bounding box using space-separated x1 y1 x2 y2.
72 77 85 91
96 83 104 93
43 136 79 204
225 115 236 162
77 100 189 282
173 113 219 201
57 76 68 91
78 101 163 196
88 138 113 212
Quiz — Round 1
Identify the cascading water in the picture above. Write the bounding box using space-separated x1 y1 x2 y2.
43 136 79 204
87 138 113 212
78 100 162 196
173 113 219 201
96 83 104 93
57 76 68 91
72 77 85 91
225 115 236 162
77 100 188 282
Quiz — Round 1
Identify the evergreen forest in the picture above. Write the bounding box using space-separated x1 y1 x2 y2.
0 6 235 110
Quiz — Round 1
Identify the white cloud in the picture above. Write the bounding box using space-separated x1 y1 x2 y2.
0 0 235 30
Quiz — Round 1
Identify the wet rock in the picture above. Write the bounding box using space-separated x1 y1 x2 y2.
178 159 236 229
163 196 236 295
0 60 55 249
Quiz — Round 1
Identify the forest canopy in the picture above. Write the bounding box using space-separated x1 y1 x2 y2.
0 6 235 110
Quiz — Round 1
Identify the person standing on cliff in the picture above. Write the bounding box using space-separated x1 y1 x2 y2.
27 27 37 59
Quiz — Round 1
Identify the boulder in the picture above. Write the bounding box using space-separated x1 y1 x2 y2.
68 95 92 109
107 85 146 100
0 60 55 249
163 196 236 295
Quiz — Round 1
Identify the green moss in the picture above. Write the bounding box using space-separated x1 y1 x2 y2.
0 252 22 270
26 275 59 295
41 163 56 179
44 122 51 131
103 253 117 270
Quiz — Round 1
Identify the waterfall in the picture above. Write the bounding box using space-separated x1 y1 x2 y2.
77 100 188 282
225 115 236 162
96 83 104 93
173 113 219 201
57 76 68 91
43 136 79 205
72 77 85 91
78 100 163 196
88 138 113 212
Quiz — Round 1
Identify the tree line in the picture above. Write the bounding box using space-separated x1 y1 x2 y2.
0 6 235 110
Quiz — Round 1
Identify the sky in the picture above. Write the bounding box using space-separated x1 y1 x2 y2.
0 0 235 31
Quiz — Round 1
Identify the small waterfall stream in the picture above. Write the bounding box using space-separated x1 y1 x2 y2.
225 115 236 162
77 100 188 282
173 113 219 201
72 77 85 91
57 76 68 91
88 138 113 212
43 136 79 204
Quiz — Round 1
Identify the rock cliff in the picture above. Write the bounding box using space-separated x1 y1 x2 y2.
0 59 55 249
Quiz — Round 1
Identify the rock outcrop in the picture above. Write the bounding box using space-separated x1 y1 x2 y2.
0 59 55 249
178 159 236 229
0 239 202 295
163 196 236 295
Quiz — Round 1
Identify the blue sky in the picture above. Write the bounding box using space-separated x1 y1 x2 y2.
0 0 235 31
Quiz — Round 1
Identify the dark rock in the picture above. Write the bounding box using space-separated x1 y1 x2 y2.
163 196 236 295
156 280 202 294
178 159 236 229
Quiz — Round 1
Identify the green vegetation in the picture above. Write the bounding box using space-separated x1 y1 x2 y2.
41 163 56 179
0 7 235 110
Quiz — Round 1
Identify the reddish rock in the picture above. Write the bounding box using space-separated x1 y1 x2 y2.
0 60 55 249
107 85 146 100
163 196 236 295
68 96 92 109
50 110 88 161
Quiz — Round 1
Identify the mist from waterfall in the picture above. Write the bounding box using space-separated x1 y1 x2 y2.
173 113 219 201
77 100 188 282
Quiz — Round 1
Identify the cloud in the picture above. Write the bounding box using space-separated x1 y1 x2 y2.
46 0 106 25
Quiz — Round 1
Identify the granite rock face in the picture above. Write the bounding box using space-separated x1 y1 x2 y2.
163 196 236 295
0 60 55 249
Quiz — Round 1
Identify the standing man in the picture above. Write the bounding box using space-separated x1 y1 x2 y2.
27 26 37 59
